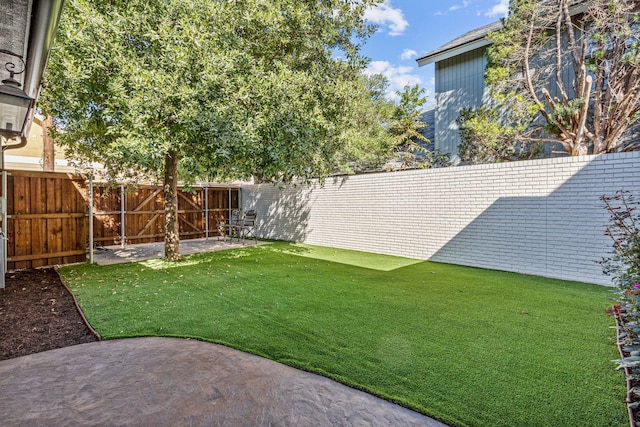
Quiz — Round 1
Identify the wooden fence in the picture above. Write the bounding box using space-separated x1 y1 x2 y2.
91 183 239 246
5 171 88 269
2 170 240 270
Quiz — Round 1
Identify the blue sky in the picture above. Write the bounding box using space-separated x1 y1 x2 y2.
361 0 509 104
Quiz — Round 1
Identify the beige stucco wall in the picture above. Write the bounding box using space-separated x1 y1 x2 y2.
4 116 73 172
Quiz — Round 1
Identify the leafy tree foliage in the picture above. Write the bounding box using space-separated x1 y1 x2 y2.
377 84 451 170
457 105 542 164
332 74 395 174
334 80 448 172
484 0 640 156
40 0 381 259
389 85 431 168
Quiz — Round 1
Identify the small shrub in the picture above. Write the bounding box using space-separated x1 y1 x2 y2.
602 191 640 416
601 191 640 295
457 106 542 164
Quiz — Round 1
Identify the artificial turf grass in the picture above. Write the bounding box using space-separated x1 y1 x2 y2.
60 242 626 427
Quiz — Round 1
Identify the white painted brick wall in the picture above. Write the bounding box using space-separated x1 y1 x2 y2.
242 152 640 285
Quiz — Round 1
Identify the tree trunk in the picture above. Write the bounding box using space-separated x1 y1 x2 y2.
164 150 180 261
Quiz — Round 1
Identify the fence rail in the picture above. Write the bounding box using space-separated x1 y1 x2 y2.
1 170 240 270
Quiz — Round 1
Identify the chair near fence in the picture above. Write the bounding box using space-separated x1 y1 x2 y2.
237 210 257 244
218 209 257 244
218 209 240 243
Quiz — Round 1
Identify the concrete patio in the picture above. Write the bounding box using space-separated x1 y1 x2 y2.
0 337 448 427
91 237 269 265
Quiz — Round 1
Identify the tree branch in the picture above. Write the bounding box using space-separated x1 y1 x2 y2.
555 8 570 104
522 7 543 106
576 73 593 152
562 0 581 72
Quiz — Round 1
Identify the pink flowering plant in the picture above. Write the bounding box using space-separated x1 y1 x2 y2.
602 191 640 300
602 191 640 408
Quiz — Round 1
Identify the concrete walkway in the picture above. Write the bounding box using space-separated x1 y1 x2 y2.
0 337 448 427
92 237 269 265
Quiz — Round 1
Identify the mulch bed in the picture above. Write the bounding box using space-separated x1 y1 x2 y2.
0 268 99 361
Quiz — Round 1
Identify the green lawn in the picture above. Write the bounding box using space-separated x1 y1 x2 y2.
60 242 626 427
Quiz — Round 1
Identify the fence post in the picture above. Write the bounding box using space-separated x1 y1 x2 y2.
1 169 7 274
120 184 126 248
204 186 209 239
0 230 5 289
88 175 94 263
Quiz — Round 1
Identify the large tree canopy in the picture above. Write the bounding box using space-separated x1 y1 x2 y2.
483 0 640 156
331 73 395 174
41 0 381 259
332 78 444 173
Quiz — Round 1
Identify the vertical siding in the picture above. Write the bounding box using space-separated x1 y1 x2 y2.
435 46 488 158
433 28 592 159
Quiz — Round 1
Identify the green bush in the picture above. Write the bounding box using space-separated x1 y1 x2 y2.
457 106 542 164
602 191 640 410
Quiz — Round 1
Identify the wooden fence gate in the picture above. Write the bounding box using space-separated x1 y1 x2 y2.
91 183 239 247
2 170 240 270
4 171 88 269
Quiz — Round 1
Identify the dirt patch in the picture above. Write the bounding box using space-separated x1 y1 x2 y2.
0 268 98 361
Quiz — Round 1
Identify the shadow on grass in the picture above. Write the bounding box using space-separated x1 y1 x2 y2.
98 241 423 273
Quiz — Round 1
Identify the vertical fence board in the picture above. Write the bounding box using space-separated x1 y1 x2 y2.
29 177 45 268
13 176 29 269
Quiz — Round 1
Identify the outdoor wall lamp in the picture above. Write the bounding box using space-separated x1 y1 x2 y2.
0 55 33 138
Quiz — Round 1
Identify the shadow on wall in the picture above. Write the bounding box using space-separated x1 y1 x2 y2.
243 154 637 285
430 155 636 285
329 174 350 189
244 183 314 243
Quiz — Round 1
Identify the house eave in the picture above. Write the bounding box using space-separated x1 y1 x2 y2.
0 0 65 138
417 1 589 68
24 0 66 102
417 37 492 67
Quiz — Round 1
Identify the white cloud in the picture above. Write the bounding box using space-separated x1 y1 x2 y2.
365 60 423 100
400 49 418 60
434 0 470 16
449 1 470 12
485 0 509 17
364 1 408 37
